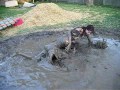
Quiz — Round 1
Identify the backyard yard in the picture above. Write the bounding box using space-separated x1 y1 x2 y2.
0 2 120 90
0 2 120 38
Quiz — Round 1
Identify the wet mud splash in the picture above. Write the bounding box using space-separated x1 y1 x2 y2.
0 31 120 90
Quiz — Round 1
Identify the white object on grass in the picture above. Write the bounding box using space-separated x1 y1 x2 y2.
5 0 18 7
23 2 35 8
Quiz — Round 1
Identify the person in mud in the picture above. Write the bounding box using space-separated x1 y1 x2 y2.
57 25 95 52
37 25 95 65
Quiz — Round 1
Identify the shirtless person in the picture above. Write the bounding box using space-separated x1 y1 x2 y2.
37 25 95 64
65 25 95 52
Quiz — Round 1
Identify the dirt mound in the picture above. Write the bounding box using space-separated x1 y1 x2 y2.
20 3 89 29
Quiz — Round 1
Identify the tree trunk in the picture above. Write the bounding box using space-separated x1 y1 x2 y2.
85 0 94 6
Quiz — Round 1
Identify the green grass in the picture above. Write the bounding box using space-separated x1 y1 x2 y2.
0 2 120 36
57 3 120 29
0 6 31 18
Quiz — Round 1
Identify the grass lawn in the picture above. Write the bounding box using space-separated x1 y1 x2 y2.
57 3 120 29
0 6 30 18
0 2 120 37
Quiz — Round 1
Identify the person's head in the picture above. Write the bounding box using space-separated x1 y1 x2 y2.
74 25 95 36
85 25 95 35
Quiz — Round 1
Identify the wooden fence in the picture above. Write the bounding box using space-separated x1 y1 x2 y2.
51 0 120 7
0 0 120 7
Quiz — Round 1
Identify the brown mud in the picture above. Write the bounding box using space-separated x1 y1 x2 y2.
0 29 120 90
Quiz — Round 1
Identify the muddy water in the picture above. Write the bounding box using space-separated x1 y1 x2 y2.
0 31 120 90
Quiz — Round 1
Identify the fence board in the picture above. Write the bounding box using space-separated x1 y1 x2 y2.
103 0 112 5
94 0 103 5
112 0 120 7
1 0 120 7
67 0 84 4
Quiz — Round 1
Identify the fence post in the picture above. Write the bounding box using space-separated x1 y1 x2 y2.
85 0 94 6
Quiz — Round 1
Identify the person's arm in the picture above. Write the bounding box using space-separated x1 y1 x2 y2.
86 34 93 47
35 50 46 62
65 31 72 52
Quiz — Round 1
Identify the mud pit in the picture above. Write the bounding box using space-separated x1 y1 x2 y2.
0 30 120 90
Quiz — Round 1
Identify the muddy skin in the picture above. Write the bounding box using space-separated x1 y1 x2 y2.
37 27 94 65
0 29 120 90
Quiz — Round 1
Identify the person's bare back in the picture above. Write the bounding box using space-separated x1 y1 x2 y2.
37 25 95 65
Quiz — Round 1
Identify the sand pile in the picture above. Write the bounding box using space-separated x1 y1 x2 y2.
21 3 89 28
